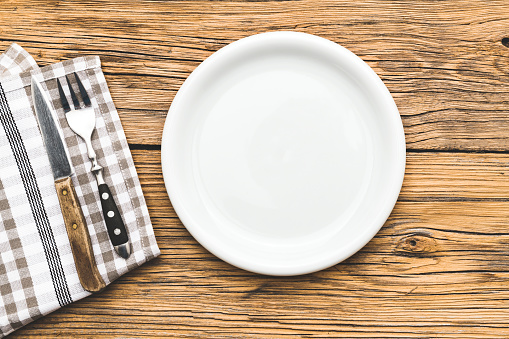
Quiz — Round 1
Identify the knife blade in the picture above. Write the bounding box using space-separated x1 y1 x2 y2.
31 77 105 293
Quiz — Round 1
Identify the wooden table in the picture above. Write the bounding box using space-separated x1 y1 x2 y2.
3 1 509 337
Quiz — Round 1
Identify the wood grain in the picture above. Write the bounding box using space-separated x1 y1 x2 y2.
2 0 509 150
55 177 106 293
12 150 509 338
2 0 509 337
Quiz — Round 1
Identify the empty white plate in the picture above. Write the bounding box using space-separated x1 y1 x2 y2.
161 32 405 275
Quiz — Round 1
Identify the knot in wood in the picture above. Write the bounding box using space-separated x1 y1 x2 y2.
395 233 437 256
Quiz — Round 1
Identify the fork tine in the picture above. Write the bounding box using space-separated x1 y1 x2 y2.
65 74 80 110
74 72 91 107
57 78 71 113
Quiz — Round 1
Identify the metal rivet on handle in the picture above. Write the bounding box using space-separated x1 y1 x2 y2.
102 192 109 200
72 223 77 229
107 211 114 218
114 228 121 235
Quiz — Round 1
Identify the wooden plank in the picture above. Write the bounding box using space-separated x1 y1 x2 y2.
1 1 509 150
136 149 509 219
10 150 509 338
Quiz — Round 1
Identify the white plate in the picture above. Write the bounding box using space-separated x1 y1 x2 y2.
161 32 405 276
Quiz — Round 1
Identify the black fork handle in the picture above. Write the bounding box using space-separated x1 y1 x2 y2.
98 183 129 248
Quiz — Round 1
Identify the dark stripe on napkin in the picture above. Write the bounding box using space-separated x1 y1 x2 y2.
0 83 72 307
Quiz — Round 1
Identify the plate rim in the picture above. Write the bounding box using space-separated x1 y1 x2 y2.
161 31 406 276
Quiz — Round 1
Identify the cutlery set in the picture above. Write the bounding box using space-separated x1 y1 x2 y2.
32 73 130 293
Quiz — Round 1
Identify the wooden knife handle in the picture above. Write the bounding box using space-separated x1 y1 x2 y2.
55 176 106 293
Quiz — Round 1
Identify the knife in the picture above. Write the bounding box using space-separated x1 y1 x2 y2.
31 77 106 293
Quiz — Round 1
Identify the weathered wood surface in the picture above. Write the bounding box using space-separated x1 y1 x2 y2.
3 0 509 150
2 0 509 337
13 151 509 338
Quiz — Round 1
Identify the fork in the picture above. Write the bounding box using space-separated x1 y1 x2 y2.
57 73 131 259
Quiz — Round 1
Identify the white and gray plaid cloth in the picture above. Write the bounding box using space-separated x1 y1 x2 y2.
0 43 160 337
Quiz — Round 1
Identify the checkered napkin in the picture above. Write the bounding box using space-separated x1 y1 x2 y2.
0 44 160 337
0 43 38 79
